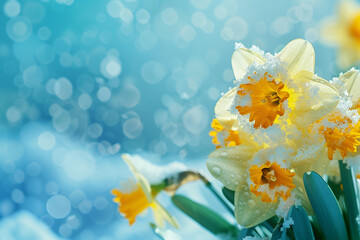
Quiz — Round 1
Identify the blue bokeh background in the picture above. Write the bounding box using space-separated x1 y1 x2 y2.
0 0 342 239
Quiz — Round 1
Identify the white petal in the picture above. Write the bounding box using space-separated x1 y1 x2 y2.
339 69 360 106
153 201 179 229
231 48 265 80
290 71 339 127
214 87 237 121
206 144 258 191
122 154 153 201
234 183 278 227
277 39 315 78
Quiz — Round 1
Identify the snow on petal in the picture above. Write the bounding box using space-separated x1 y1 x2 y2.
231 48 266 81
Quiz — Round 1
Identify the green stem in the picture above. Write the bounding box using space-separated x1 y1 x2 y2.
204 181 235 215
339 160 360 240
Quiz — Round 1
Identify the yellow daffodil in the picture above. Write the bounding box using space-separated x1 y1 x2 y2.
321 1 360 69
219 39 339 132
312 68 360 161
209 118 242 149
112 154 178 228
207 141 327 227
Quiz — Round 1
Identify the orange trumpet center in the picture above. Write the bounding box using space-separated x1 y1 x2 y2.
236 72 289 129
249 161 295 203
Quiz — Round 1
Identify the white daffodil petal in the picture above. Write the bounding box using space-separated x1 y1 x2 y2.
137 173 153 202
339 69 360 106
206 144 258 191
291 176 313 215
231 48 265 80
153 201 179 229
290 71 339 127
122 154 153 201
234 183 278 228
214 87 237 121
277 39 315 78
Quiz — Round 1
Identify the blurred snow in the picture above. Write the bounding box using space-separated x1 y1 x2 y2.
0 211 63 240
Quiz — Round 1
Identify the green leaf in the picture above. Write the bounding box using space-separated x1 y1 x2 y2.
339 160 360 240
222 187 235 205
172 195 237 236
303 171 349 240
289 205 315 240
271 219 287 240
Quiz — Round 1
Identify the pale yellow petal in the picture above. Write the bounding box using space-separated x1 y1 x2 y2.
338 0 360 23
291 176 313 215
122 154 153 201
289 139 329 176
206 144 258 191
231 48 265 80
153 201 179 229
321 19 348 44
325 159 340 177
339 69 360 106
276 39 315 78
290 71 339 127
234 183 278 228
337 47 360 70
214 87 237 121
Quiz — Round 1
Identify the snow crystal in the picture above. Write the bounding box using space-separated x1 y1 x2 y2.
235 42 245 49
243 236 268 240
256 184 290 202
276 194 301 218
125 154 188 184
292 143 323 162
280 217 294 231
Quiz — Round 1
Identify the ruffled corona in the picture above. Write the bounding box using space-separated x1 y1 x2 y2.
209 119 241 148
236 73 289 129
112 185 153 225
249 161 295 203
319 112 360 160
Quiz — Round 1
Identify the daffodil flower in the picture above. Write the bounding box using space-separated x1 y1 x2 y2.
112 154 178 228
217 39 339 131
207 142 326 227
322 1 360 69
312 68 360 161
209 118 242 149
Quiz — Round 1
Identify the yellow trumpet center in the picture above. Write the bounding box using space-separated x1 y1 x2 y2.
112 185 152 225
249 161 295 203
319 112 360 160
236 73 289 129
209 119 241 149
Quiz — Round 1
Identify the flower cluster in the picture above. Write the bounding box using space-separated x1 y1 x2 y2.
207 39 360 227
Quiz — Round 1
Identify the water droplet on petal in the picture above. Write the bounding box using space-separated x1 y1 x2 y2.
247 199 256 208
220 151 228 157
211 166 221 176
